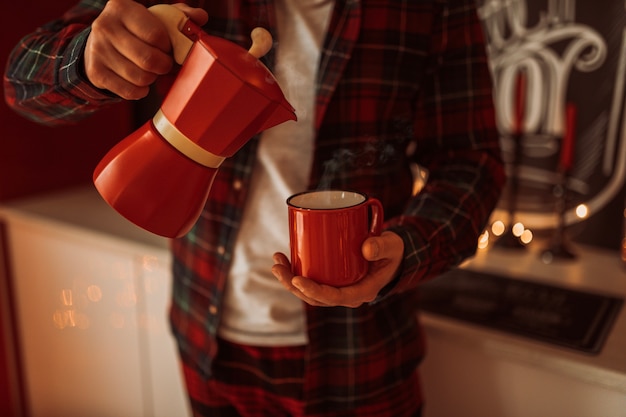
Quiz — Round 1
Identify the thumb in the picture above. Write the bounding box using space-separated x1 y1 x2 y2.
172 4 209 25
362 231 404 261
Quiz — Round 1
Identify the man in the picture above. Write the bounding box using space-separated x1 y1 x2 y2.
4 0 505 415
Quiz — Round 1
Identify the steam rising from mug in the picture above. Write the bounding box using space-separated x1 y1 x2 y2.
93 5 296 238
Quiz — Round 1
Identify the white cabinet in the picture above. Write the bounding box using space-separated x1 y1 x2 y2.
1 188 190 417
420 316 626 417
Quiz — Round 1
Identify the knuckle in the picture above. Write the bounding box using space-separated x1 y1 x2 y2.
86 69 109 90
134 70 158 87
137 50 171 74
90 18 104 35
143 26 166 48
106 79 146 100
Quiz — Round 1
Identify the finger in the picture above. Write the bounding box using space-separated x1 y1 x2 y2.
362 231 404 261
271 254 331 307
273 268 330 307
171 3 209 25
291 276 370 308
272 252 290 266
290 277 335 307
273 253 375 308
86 3 174 98
85 33 157 99
107 0 173 53
271 262 294 290
95 0 173 72
87 63 151 100
113 23 173 74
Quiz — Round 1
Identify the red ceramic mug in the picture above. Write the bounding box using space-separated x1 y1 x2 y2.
287 190 384 287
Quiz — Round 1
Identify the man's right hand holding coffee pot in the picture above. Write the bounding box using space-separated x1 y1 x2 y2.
84 0 207 100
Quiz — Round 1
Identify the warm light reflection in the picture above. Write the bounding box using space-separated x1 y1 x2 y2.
478 230 490 249
54 289 93 330
520 229 533 244
575 204 588 218
491 220 505 236
512 222 525 237
61 289 73 306
541 251 554 264
141 255 159 271
53 309 66 329
483 218 536 249
411 164 428 195
87 285 103 302
65 309 77 327
55 283 97 330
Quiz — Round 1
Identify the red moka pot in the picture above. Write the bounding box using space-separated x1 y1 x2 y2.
93 5 296 238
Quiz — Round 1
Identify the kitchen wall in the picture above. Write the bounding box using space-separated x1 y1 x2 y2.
0 0 133 202
480 0 626 250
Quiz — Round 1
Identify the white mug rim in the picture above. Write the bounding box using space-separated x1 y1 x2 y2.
287 189 368 210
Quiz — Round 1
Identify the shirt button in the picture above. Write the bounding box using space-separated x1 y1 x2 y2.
233 180 242 190
209 305 218 315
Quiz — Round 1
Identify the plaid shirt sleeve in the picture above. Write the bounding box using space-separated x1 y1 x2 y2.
3 0 123 126
381 0 505 295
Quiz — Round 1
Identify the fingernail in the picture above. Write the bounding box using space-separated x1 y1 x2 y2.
372 241 380 258
366 240 379 259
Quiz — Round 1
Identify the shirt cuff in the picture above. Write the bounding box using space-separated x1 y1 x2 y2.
371 224 425 303
59 27 121 103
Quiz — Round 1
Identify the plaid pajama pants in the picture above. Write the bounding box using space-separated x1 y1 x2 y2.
180 337 423 417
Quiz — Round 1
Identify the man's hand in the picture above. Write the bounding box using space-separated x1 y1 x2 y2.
84 0 208 100
272 231 404 307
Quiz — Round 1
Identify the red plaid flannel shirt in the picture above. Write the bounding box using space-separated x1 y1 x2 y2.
5 0 505 413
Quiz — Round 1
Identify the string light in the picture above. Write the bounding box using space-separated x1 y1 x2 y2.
575 204 588 219
491 220 505 236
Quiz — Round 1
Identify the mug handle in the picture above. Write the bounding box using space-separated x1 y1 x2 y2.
367 198 384 236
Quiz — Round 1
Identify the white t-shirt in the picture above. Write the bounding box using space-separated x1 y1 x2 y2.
217 0 334 346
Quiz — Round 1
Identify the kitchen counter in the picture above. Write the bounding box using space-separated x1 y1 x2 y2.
419 240 626 417
0 185 170 253
427 241 626 389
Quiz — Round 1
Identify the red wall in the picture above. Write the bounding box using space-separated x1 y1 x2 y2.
0 0 133 201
